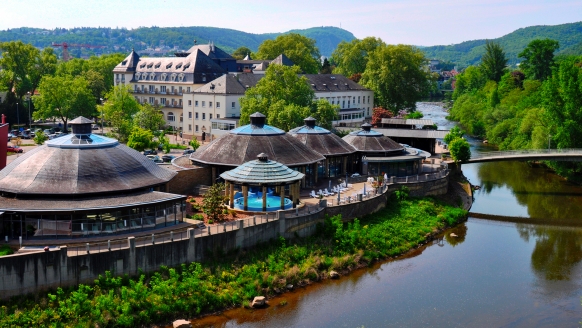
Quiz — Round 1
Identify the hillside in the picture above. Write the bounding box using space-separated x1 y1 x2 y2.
0 26 355 58
421 21 582 68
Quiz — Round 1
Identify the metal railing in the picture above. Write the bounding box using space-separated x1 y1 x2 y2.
393 170 448 183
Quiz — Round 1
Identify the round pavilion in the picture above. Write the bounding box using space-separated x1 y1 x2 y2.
289 117 356 183
190 112 324 187
0 117 186 240
342 123 423 177
220 153 304 211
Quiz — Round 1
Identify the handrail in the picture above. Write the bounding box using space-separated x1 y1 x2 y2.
468 148 582 160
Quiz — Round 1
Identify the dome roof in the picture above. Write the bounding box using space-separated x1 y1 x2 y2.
0 118 176 196
220 153 304 184
289 117 356 156
342 123 405 154
190 113 325 167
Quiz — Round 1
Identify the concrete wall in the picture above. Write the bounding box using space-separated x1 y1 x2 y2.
0 174 448 300
167 166 212 195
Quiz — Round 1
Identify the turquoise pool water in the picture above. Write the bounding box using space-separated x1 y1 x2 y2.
233 195 292 211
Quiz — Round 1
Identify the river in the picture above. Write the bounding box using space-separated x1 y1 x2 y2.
190 103 582 327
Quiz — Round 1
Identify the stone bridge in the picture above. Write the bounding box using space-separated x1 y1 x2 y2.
446 149 582 164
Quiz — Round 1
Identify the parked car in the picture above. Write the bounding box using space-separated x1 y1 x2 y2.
193 222 206 229
21 130 32 139
7 133 16 139
182 149 195 155
143 149 157 155
146 155 163 163
92 124 99 130
162 155 175 163
7 146 23 153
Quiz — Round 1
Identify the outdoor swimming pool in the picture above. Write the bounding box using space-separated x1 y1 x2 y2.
233 195 292 211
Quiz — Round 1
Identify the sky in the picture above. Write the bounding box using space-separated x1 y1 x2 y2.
1 0 580 46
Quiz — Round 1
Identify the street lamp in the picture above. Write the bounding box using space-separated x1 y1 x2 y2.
548 134 552 150
26 92 31 127
99 98 104 135
16 102 19 127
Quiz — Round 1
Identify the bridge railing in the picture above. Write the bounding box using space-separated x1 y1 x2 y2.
469 148 582 160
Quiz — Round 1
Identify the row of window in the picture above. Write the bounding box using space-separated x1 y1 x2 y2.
188 100 237 109
320 95 371 109
186 125 208 132
186 112 221 120
135 85 191 94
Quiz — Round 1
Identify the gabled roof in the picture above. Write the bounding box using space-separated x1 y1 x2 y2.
193 74 262 95
113 49 140 73
271 54 294 66
303 74 371 92
186 42 234 61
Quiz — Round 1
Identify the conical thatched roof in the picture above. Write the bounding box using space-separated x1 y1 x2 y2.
220 153 304 184
289 117 356 156
190 113 325 167
342 123 405 154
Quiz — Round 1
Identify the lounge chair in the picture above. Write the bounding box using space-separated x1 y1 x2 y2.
310 190 319 198
325 188 335 196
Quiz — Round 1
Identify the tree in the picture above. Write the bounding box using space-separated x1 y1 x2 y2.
189 138 200 150
444 126 464 144
480 40 508 82
518 39 560 81
33 75 96 131
239 65 338 130
360 44 433 113
330 37 383 77
371 107 393 126
134 103 165 132
255 33 321 74
239 65 313 125
0 41 57 102
449 138 471 163
202 183 227 222
82 70 106 100
231 46 253 60
452 66 487 99
127 126 155 152
101 85 141 142
320 58 332 74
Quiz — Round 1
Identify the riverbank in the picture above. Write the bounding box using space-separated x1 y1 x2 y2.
0 186 468 327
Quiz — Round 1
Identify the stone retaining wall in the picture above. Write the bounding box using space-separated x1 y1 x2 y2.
0 173 449 300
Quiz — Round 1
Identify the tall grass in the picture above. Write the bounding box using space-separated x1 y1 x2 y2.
0 196 466 327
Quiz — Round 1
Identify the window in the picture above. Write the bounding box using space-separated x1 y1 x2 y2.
149 97 155 104
209 101 213 108
216 102 220 108
179 100 182 107
231 102 235 108
195 125 199 132
202 113 206 120
178 73 185 82
180 114 183 123
348 100 350 107
149 85 155 93
202 101 206 107
212 122 236 131
160 73 167 81
217 114 220 118
188 112 192 119
160 86 166 93
195 112 199 119
167 112 175 121
368 96 370 104
209 114 213 120
195 101 199 107
188 100 192 106
187 87 191 93
343 100 345 108
160 98 166 105
358 96 361 104
188 124 192 131
179 87 183 94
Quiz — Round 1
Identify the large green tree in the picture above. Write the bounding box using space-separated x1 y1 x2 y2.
127 126 155 152
360 44 433 113
239 65 338 130
33 75 95 130
231 46 253 60
480 40 508 82
255 33 321 74
134 103 165 132
101 85 141 142
518 39 560 82
0 41 57 100
330 37 383 77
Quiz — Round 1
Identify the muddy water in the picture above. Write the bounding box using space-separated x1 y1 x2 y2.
182 103 582 327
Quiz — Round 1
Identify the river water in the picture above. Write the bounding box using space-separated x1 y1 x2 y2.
190 103 582 327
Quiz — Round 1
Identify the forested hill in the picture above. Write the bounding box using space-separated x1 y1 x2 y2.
0 26 355 58
421 21 582 68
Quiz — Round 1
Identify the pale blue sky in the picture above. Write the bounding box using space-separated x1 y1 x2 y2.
1 0 580 46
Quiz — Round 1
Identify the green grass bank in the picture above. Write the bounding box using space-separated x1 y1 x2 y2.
0 194 467 327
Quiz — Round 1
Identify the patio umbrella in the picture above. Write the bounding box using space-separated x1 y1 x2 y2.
384 173 388 184
363 182 366 195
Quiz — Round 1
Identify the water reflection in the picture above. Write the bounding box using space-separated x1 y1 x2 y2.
444 223 467 247
474 161 582 222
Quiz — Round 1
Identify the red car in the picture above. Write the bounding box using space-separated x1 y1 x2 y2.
6 146 23 153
